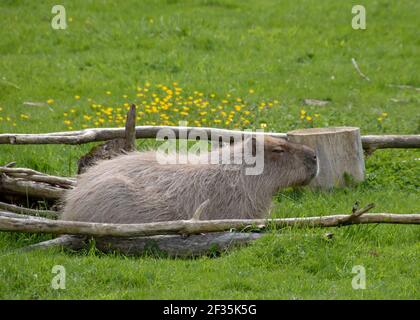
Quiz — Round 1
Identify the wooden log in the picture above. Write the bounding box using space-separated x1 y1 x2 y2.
0 210 53 220
92 232 262 257
20 235 86 252
0 172 75 188
0 174 65 199
0 202 58 219
0 126 418 152
0 126 286 145
288 127 365 188
18 233 262 257
0 213 419 238
362 135 420 153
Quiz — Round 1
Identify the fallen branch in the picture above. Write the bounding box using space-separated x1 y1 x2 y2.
0 127 418 153
0 212 419 238
21 233 262 257
0 126 286 145
0 173 65 199
20 235 86 252
0 202 58 219
345 203 375 223
362 135 420 153
351 58 371 82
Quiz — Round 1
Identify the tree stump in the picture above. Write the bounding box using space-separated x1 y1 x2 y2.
287 127 365 189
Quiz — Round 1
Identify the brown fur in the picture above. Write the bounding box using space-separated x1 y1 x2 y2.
61 137 317 223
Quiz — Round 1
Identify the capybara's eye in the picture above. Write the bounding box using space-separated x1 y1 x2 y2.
272 148 284 154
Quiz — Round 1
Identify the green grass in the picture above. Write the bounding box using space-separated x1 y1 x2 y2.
0 0 419 299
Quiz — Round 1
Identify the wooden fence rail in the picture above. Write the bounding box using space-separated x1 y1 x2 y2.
1 126 419 151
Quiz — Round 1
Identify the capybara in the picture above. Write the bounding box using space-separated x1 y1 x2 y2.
62 136 317 223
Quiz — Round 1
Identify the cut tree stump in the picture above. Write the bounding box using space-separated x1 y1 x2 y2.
287 127 365 189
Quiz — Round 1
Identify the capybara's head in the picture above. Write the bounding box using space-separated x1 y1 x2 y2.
248 136 318 188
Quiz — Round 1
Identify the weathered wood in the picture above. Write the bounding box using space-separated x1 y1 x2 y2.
0 210 52 220
288 127 365 188
0 202 58 219
0 126 417 152
20 235 86 252
0 213 419 238
19 232 262 257
0 174 65 199
93 232 262 257
362 135 420 152
124 104 137 152
0 126 285 145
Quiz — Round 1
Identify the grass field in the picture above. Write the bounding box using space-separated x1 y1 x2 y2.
0 0 419 299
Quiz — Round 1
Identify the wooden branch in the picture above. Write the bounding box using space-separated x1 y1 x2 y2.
0 126 418 152
20 235 86 252
0 174 65 199
351 58 371 82
362 135 420 151
0 166 50 176
344 203 375 223
4 162 16 168
0 202 58 219
0 210 53 221
0 126 286 145
124 104 137 152
0 213 419 238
